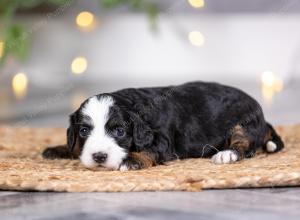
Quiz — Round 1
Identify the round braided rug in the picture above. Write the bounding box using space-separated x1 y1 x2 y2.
0 125 299 192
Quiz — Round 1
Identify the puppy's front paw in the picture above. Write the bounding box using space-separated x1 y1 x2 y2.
212 150 239 164
119 157 143 171
119 152 156 171
42 145 72 159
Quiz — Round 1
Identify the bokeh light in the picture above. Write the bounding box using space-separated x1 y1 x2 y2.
260 71 284 104
12 72 28 99
188 0 205 8
273 78 284 92
71 57 88 74
261 71 276 87
0 41 4 58
261 86 273 104
188 31 205 47
76 11 95 28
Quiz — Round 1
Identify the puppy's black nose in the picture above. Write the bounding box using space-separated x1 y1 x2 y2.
92 152 108 163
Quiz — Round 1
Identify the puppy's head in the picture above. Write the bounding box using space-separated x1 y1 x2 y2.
67 95 153 170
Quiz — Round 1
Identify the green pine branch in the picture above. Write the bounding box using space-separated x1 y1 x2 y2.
0 0 159 67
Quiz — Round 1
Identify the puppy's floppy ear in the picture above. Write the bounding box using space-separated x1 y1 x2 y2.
131 114 154 151
67 113 77 152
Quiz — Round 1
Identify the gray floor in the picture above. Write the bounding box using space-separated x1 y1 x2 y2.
1 188 300 220
1 81 300 219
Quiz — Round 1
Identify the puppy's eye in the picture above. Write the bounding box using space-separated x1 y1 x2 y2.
79 126 90 138
113 127 126 138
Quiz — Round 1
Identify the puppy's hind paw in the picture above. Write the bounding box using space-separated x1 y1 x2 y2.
212 150 239 164
266 141 277 153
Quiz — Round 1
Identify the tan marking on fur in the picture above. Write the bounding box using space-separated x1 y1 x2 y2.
130 152 156 168
229 125 250 157
263 128 272 144
223 138 231 149
72 139 81 158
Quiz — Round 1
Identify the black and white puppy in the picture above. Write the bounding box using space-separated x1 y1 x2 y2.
43 81 284 171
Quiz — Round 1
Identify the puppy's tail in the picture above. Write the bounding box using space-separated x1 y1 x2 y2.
263 122 284 153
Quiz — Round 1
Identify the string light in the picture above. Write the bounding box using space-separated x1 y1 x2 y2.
12 72 28 99
188 31 205 47
0 41 4 58
188 0 205 8
76 11 95 28
260 71 284 104
71 57 88 74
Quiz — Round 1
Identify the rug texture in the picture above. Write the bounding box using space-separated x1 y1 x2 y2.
0 125 299 192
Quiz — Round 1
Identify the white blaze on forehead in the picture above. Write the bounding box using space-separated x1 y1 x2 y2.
82 96 113 137
79 96 127 169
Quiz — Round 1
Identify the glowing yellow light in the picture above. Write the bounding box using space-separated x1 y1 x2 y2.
188 31 205 47
188 0 205 8
0 41 4 58
260 71 284 104
261 71 276 87
12 72 28 99
274 78 284 92
71 57 88 74
262 85 274 105
76 11 95 28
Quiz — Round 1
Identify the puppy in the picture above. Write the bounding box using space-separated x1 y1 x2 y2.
43 81 284 171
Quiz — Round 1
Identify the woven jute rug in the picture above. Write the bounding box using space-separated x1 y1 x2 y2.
0 125 299 192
